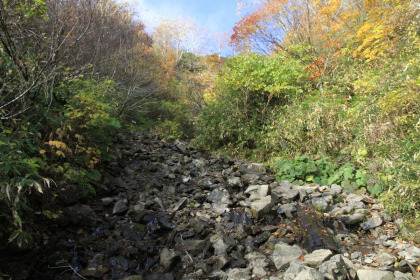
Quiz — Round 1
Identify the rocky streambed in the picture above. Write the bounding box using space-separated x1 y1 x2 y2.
1 132 419 280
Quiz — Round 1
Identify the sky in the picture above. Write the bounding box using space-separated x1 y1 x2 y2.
132 0 241 55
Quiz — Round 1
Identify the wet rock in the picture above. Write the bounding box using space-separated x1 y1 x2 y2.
362 214 383 230
357 269 395 280
250 196 274 219
271 242 305 270
113 200 128 215
304 249 333 267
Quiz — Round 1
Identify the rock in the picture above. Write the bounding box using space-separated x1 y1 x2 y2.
160 248 180 271
294 267 325 280
284 261 307 280
357 269 395 280
398 246 420 262
208 189 231 204
122 276 144 280
212 235 236 255
340 209 367 224
304 249 333 267
212 203 230 215
227 268 251 280
175 139 187 153
312 197 329 212
247 163 266 174
330 184 342 195
180 239 208 255
376 251 397 266
215 254 230 270
228 177 242 186
172 197 188 211
318 255 350 280
362 214 383 230
250 196 274 219
241 173 259 184
271 242 305 270
245 185 269 201
113 200 128 215
101 197 115 206
277 203 297 218
394 271 415 280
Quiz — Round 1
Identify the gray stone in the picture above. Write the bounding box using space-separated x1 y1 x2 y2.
277 203 297 218
172 197 188 211
304 249 333 267
340 209 367 224
394 271 415 280
227 268 251 280
357 269 395 280
346 194 363 203
241 173 259 184
271 242 305 270
331 184 342 195
283 188 300 201
244 251 269 268
215 254 230 270
312 197 329 212
228 177 242 186
212 203 229 215
101 197 115 206
181 240 207 255
284 261 307 280
319 255 349 280
175 139 187 153
212 235 236 255
250 196 274 219
208 189 231 204
244 185 269 201
362 214 383 230
294 267 325 280
113 200 128 215
376 252 397 266
160 248 180 270
247 163 266 174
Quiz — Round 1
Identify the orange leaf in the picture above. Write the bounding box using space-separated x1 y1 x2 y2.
300 254 305 261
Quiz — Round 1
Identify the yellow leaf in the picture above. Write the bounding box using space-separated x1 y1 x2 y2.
58 165 64 171
56 151 65 158
39 149 46 154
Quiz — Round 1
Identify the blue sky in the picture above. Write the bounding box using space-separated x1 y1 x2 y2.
133 0 240 54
